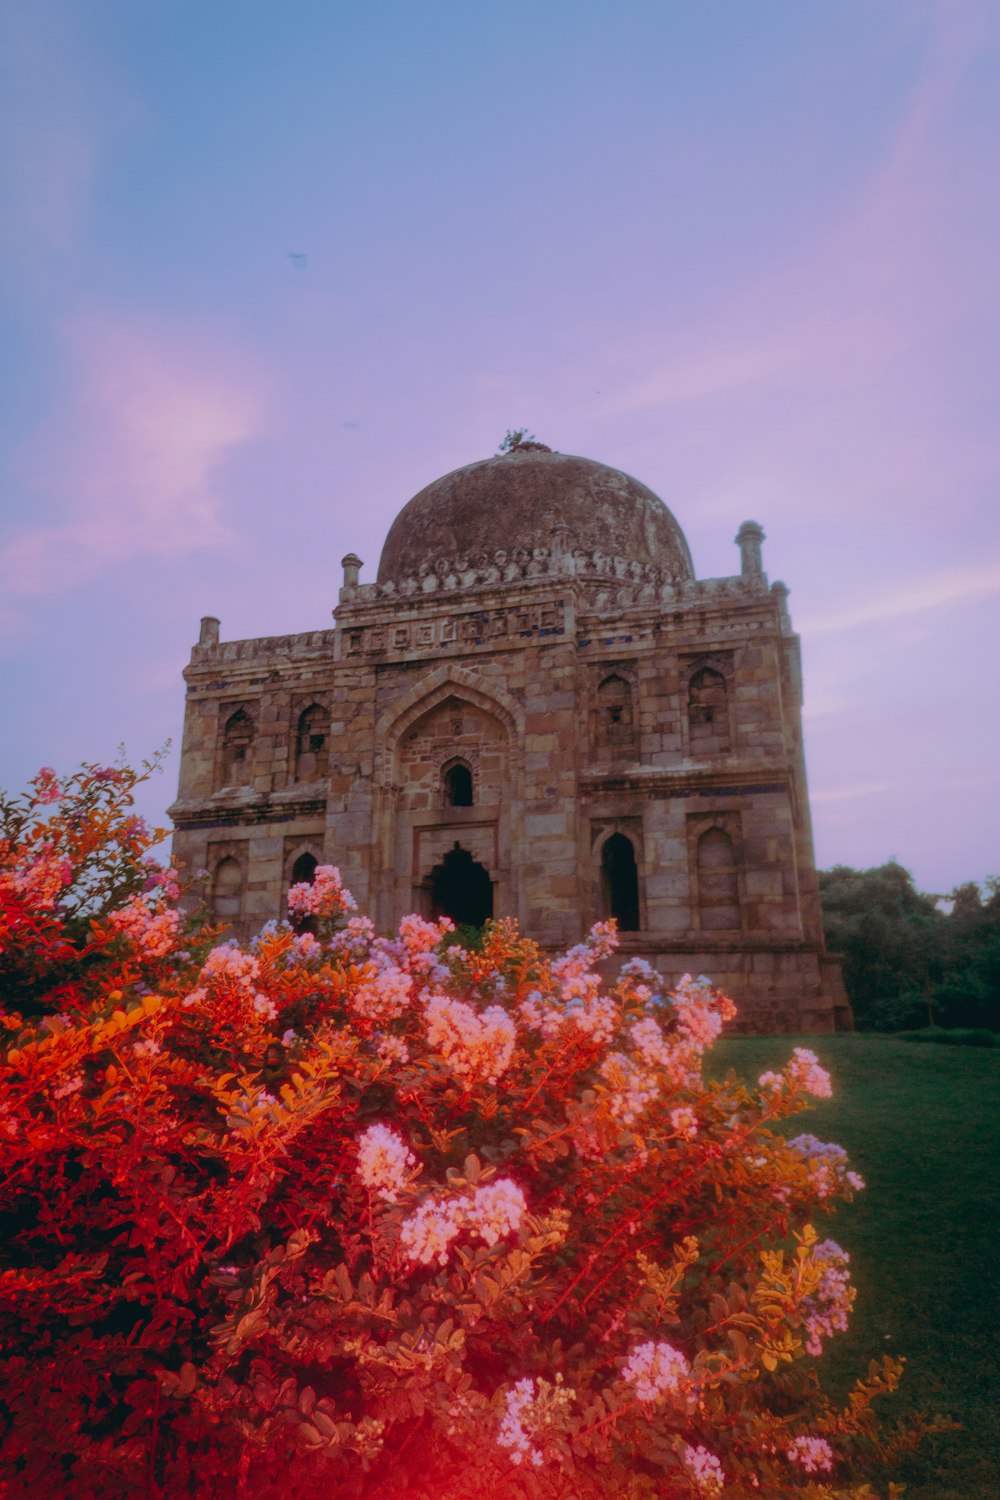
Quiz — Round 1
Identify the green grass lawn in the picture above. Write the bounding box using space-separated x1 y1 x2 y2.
711 1036 999 1500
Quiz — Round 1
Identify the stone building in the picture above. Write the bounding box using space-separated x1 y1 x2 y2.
170 443 849 1032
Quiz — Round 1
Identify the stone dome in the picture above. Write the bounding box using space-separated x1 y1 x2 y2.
376 448 695 584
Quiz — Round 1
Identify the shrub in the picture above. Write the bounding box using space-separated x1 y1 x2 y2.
0 764 943 1497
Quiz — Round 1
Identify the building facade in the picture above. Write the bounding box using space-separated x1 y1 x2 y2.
170 444 849 1032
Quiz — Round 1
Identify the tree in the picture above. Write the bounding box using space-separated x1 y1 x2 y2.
818 864 944 1030
819 863 1000 1032
1 764 941 1497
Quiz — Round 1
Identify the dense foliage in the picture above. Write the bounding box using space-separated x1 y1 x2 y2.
819 863 1000 1032
0 765 938 1497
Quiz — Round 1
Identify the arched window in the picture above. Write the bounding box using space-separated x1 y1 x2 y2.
600 833 640 932
596 674 636 759
221 709 254 786
697 828 740 930
688 669 729 753
295 704 328 780
429 843 493 927
443 760 473 807
212 858 243 923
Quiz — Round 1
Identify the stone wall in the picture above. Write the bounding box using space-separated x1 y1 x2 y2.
170 559 848 1030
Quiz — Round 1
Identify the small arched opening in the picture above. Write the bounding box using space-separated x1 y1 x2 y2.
600 833 640 932
295 704 329 780
688 668 729 753
212 858 243 923
596 674 636 758
221 710 254 786
443 760 474 807
429 843 493 928
697 828 740 930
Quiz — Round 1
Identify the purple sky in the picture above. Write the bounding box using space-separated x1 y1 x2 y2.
1 1 998 895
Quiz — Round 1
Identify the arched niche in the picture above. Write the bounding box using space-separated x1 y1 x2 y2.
594 672 637 759
295 704 329 780
212 857 243 922
221 709 254 787
697 827 740 929
688 668 730 754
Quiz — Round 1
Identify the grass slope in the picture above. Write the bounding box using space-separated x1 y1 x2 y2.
712 1036 999 1500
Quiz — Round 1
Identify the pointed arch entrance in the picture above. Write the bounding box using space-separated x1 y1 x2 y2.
428 842 494 928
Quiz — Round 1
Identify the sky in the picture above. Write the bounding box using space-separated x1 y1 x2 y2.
1 0 998 896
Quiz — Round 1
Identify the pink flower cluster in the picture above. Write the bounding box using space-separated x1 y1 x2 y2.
672 973 734 1049
286 865 357 921
670 1106 698 1140
31 767 62 805
629 1016 671 1069
356 1124 417 1203
106 896 180 958
803 1239 854 1355
682 1443 725 1495
621 1339 691 1401
425 995 515 1087
600 1052 658 1126
760 1047 833 1100
6 856 73 914
786 1434 834 1472
139 858 181 900
351 964 413 1024
399 1178 526 1266
200 943 261 991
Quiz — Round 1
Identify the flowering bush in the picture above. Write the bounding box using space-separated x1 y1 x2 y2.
0 764 944 1498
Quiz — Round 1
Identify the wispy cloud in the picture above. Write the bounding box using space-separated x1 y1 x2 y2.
1 312 266 599
0 1 131 278
798 560 1000 634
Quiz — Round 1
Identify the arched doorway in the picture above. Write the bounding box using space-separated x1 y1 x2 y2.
600 833 640 932
429 843 494 927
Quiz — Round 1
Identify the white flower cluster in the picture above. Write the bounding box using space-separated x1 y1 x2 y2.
670 1106 698 1140
465 1180 527 1246
425 996 515 1087
497 1378 543 1467
682 1442 725 1495
398 1196 467 1267
786 1435 835 1473
787 1134 865 1197
621 1339 691 1401
399 1178 527 1267
356 1124 417 1203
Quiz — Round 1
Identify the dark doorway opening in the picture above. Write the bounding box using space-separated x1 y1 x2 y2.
601 833 640 932
429 843 493 927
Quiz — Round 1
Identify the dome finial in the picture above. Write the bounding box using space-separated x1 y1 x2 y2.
498 428 552 455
